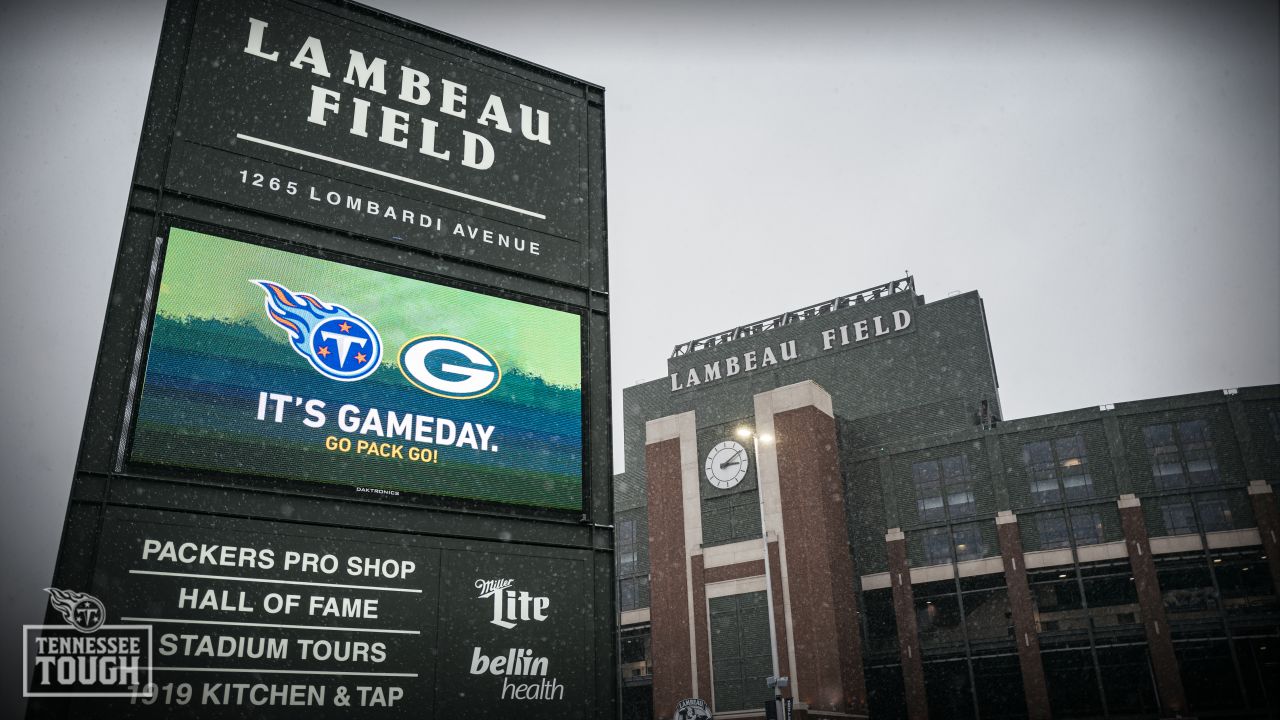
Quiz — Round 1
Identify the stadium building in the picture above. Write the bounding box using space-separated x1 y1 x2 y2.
614 277 1279 719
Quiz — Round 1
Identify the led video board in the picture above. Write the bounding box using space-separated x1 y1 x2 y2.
130 227 583 510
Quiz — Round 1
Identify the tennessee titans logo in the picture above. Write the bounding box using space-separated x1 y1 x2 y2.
45 588 105 634
255 281 381 382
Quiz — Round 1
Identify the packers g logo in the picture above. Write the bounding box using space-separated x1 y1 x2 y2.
398 336 501 399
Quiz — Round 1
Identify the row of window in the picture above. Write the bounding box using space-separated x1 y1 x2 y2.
862 549 1275 654
913 419 1225 522
917 492 1239 565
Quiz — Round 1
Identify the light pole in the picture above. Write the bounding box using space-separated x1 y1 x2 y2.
737 426 785 718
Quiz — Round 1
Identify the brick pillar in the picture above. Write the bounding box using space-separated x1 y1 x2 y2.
886 529 929 720
995 511 1051 720
646 413 703 717
772 398 868 714
1247 481 1280 599
753 381 867 716
767 539 793 687
1117 494 1188 717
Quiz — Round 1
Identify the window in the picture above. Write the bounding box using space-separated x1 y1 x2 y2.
960 575 1013 641
1022 433 1093 505
619 552 637 574
1179 421 1220 485
1198 497 1232 532
923 527 953 564
914 461 944 521
617 517 638 574
862 588 899 654
1159 493 1235 536
972 654 1027 718
914 580 965 647
1035 509 1104 549
1155 553 1218 614
618 517 636 544
616 516 647 612
1030 569 1084 615
1070 509 1104 545
1142 420 1220 489
1161 501 1198 535
619 576 649 612
620 630 653 682
913 455 976 521
1036 513 1070 549
620 577 638 609
1095 646 1158 716
921 525 985 565
942 456 977 517
952 524 985 561
1043 649 1104 716
1080 560 1140 619
1212 548 1277 609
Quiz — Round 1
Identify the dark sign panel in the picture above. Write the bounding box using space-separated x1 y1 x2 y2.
37 0 612 715
130 227 583 510
166 0 591 285
95 513 436 717
77 509 594 718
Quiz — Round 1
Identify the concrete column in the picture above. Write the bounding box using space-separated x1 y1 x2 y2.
886 529 929 720
689 553 712 703
646 412 704 716
1116 494 1188 717
755 381 867 716
994 511 1051 720
1247 480 1280 599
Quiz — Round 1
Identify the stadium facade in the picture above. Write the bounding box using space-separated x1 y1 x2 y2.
614 277 1279 719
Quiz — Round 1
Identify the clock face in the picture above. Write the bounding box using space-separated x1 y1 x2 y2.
704 440 750 490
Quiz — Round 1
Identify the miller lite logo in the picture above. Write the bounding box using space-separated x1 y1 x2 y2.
256 280 382 382
474 578 548 630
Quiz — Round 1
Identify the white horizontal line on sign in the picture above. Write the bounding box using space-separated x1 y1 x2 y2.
152 667 419 678
235 133 548 220
121 617 420 635
129 569 422 594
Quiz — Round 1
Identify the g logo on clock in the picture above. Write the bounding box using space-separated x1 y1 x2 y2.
704 440 749 490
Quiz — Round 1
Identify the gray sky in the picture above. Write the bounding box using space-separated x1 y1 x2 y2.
1 0 1277 712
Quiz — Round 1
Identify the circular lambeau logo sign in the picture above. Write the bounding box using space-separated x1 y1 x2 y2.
675 697 712 719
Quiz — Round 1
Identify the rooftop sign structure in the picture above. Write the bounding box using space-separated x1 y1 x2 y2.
670 276 915 357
